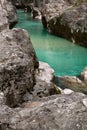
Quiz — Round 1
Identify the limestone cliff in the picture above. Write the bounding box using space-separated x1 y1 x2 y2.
41 0 87 47
0 0 17 28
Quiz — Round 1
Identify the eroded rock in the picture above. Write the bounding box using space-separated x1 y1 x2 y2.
0 28 38 107
42 0 87 47
0 0 17 28
0 92 87 130
23 61 61 101
0 5 9 32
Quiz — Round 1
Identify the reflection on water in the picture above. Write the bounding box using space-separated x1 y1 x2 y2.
15 10 87 76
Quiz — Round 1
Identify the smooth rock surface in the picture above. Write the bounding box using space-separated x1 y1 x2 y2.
58 75 87 94
63 88 74 94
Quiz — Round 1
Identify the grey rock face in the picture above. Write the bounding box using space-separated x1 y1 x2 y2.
0 92 87 130
42 0 87 47
0 28 38 107
0 0 17 28
33 61 61 98
41 0 70 28
6 0 18 27
0 92 6 105
0 5 9 32
23 61 61 101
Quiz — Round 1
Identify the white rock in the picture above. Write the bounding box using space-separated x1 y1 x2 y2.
63 88 74 94
0 92 6 105
35 61 54 83
82 98 87 107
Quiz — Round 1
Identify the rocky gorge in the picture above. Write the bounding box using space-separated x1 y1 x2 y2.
41 0 87 47
0 0 87 130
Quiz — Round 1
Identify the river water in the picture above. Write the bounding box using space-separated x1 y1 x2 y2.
15 10 87 76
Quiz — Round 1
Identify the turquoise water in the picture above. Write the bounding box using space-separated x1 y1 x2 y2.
15 10 87 76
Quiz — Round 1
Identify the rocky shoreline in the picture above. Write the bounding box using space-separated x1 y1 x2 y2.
0 0 87 129
41 0 87 47
13 0 87 47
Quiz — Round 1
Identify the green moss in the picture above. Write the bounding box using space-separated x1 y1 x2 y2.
75 0 87 6
50 83 61 95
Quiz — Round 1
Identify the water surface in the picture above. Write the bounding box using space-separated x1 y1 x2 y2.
15 10 87 76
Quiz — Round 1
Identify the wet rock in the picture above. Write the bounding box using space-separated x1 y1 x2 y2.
31 7 41 20
0 28 38 107
0 92 87 130
58 67 87 94
58 76 87 94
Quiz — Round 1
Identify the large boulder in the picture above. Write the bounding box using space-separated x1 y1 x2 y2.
0 28 38 107
58 76 87 94
0 92 87 130
33 61 61 98
80 67 87 84
23 61 61 101
0 3 9 32
0 0 17 28
41 0 69 28
58 67 87 94
42 0 87 47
